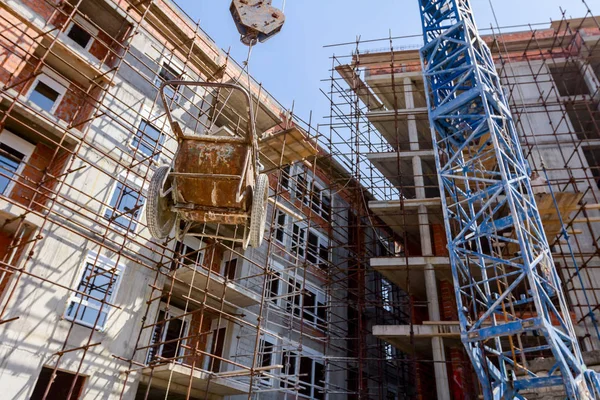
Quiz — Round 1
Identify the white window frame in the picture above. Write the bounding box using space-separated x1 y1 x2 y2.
65 15 99 52
384 343 394 362
0 130 34 196
298 347 326 400
258 334 278 386
310 181 332 221
303 284 328 331
293 168 332 221
280 165 292 190
274 210 288 245
291 222 307 259
294 169 312 206
220 250 238 279
103 173 146 234
147 304 190 364
281 348 300 388
26 69 69 114
306 228 330 269
381 278 393 313
173 236 205 271
386 388 398 400
154 56 184 103
204 319 229 372
266 261 286 305
64 252 124 331
130 106 169 164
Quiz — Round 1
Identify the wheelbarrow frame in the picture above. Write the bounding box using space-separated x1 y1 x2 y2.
146 80 268 248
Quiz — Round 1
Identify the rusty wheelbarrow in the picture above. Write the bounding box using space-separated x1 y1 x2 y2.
146 81 268 249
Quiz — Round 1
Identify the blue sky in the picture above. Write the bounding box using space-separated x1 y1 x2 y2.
176 1 596 127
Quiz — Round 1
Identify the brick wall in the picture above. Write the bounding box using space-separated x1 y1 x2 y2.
184 312 211 367
440 279 458 321
0 229 31 298
0 11 38 86
203 240 224 274
22 0 59 21
9 144 69 212
431 224 448 256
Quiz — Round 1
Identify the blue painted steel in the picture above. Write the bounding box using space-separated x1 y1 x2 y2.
418 0 599 398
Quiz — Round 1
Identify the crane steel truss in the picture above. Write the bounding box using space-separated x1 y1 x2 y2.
418 0 600 398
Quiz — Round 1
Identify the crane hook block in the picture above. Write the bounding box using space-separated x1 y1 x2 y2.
230 0 285 46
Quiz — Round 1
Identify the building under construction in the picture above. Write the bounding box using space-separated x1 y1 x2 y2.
0 0 599 399
327 4 600 399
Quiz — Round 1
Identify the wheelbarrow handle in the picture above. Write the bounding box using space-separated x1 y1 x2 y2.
159 80 257 147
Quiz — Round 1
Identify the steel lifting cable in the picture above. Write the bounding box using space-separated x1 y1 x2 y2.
487 0 600 341
208 41 256 134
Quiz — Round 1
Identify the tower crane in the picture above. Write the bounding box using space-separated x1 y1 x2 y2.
420 0 600 398
225 0 600 398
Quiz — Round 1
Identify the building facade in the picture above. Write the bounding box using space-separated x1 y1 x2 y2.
0 1 370 399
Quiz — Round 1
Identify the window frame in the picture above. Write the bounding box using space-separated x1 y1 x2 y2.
266 261 285 305
64 252 124 331
172 236 205 271
280 165 292 190
204 319 229 372
26 70 69 114
274 209 288 245
291 222 307 259
303 284 328 331
0 130 34 197
298 353 326 400
294 169 332 221
306 229 330 270
381 278 393 313
154 57 184 103
258 336 277 386
130 116 166 162
65 15 99 52
384 343 394 363
103 175 146 233
147 304 190 364
281 349 299 389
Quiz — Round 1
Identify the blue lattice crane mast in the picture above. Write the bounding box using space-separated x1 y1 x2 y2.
418 0 600 398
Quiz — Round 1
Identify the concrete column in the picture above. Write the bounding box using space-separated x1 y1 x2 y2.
432 336 451 400
419 204 450 399
404 77 420 151
413 156 425 199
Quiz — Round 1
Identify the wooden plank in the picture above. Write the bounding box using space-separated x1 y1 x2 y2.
259 126 318 167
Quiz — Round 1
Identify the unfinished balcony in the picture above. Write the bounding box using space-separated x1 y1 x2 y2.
0 127 72 215
140 363 250 399
366 150 440 199
140 304 250 399
1 0 128 88
368 197 443 239
373 323 461 357
165 238 261 312
371 256 450 299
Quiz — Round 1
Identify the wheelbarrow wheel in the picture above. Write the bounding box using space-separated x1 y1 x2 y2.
249 174 269 248
147 166 176 240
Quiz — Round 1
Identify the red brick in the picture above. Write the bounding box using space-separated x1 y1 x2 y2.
22 0 60 22
440 279 458 321
431 224 448 256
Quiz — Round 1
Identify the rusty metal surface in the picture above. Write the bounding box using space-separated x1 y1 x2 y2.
173 139 250 210
230 0 285 45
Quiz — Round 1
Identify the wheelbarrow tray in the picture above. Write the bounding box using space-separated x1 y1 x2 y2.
172 135 252 225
